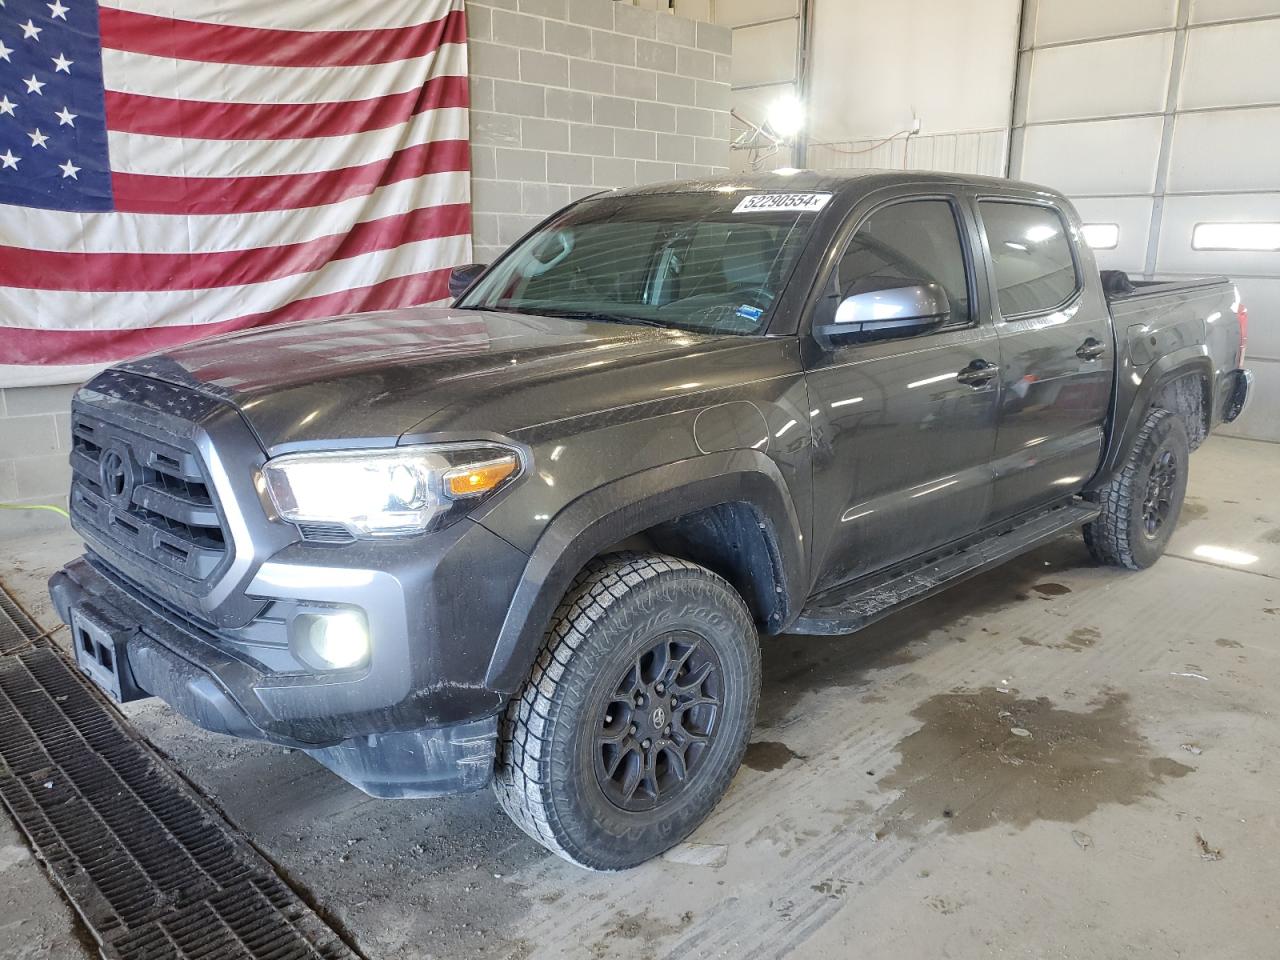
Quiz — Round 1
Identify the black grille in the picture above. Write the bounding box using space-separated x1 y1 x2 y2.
69 410 229 585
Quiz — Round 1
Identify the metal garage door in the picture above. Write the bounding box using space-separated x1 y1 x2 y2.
1009 0 1280 441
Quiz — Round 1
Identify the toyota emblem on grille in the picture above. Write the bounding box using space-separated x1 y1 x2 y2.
100 448 132 504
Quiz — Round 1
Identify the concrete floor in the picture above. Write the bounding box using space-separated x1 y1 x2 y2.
2 434 1278 960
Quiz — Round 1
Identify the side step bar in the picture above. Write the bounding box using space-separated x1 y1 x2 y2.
790 502 1100 636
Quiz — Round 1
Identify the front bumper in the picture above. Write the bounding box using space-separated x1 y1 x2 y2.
49 545 519 797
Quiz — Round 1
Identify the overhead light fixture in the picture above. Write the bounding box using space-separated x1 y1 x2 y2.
766 94 805 139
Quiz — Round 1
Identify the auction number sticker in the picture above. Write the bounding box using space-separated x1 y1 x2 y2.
733 192 832 214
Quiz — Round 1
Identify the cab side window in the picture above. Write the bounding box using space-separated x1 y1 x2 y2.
828 199 972 329
979 201 1079 317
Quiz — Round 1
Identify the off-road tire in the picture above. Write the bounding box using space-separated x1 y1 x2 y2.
1084 407 1189 570
493 552 760 870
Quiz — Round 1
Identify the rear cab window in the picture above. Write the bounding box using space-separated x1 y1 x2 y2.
978 201 1081 317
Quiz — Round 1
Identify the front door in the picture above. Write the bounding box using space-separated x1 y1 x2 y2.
973 197 1114 521
804 194 1001 593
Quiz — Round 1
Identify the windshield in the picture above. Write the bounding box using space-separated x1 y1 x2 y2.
458 191 829 335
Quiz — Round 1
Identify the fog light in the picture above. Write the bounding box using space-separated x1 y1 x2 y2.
293 610 370 670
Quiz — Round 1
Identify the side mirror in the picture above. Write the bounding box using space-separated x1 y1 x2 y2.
815 281 950 347
449 263 489 300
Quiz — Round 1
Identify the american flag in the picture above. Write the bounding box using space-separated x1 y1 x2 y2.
0 0 471 386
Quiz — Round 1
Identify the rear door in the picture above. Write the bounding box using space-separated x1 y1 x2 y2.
803 190 1001 593
973 194 1114 521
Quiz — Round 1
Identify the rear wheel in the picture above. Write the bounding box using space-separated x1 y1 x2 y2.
1084 407 1189 569
493 552 760 870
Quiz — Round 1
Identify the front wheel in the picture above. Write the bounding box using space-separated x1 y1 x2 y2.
493 552 760 870
1084 407 1189 570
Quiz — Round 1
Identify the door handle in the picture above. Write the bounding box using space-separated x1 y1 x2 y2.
956 359 999 386
1076 337 1106 361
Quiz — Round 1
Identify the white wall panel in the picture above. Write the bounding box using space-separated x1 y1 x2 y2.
808 129 1007 176
1167 107 1280 193
1180 20 1280 109
1155 193 1280 275
807 0 1019 142
1021 117 1164 195
1034 0 1177 45
1069 196 1156 273
1026 33 1174 122
731 19 797 87
1189 0 1280 24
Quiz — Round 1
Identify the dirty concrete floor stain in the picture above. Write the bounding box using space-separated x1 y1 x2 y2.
876 687 1192 835
1261 527 1280 544
1032 582 1072 597
1179 498 1209 525
1020 626 1103 653
590 911 693 958
743 740 801 771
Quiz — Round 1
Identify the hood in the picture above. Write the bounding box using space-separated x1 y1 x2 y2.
117 306 732 452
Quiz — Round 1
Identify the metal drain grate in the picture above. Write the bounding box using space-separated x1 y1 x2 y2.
0 601 355 960
0 580 41 654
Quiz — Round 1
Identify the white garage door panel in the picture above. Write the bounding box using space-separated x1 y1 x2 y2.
713 0 797 29
1026 34 1174 122
1156 193 1280 275
1034 0 1177 45
732 20 798 86
1190 0 1280 24
1232 277 1280 359
1166 107 1280 193
1180 20 1280 109
1021 117 1164 195
1220 360 1280 440
1070 196 1155 273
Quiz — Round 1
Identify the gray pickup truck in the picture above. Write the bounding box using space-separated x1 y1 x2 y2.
50 170 1251 870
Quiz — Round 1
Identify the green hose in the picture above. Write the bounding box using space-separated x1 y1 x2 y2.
0 502 70 519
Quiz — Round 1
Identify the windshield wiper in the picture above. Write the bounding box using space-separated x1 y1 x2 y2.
483 306 670 328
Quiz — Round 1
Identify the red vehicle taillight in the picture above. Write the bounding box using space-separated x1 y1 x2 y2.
1236 301 1249 368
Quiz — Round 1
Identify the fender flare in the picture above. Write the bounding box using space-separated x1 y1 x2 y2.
483 449 807 692
1090 345 1214 489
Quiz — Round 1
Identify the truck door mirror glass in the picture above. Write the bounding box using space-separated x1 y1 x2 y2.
816 282 950 346
449 263 489 300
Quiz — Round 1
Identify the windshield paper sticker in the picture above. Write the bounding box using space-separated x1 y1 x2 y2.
733 192 832 214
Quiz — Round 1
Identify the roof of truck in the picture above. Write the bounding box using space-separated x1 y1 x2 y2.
611 168 1062 201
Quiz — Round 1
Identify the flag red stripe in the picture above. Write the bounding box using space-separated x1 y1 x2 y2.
111 139 471 214
0 204 469 292
104 74 469 141
0 268 454 365
98 7 466 69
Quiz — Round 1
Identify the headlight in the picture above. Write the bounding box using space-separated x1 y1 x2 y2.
261 443 520 537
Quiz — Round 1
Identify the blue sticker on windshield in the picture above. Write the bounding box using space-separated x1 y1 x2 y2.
736 305 764 321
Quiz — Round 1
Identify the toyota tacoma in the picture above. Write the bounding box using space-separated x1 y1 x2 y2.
50 170 1252 869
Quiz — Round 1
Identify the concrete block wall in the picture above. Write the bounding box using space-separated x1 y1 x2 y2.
0 382 76 536
466 0 733 263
